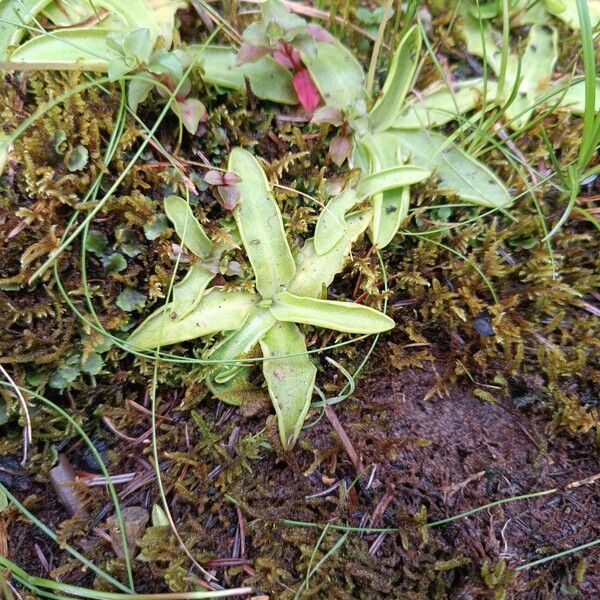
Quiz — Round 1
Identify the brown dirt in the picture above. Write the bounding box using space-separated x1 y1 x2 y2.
4 362 600 598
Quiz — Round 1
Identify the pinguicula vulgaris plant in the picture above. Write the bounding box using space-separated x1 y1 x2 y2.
6 0 589 449
127 149 393 449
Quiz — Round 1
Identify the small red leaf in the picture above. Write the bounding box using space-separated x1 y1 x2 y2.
293 69 320 113
218 186 240 210
329 136 352 166
223 172 242 185
179 98 207 135
204 170 224 186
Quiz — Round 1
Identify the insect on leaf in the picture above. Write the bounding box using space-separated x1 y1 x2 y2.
260 321 316 449
371 186 410 249
271 291 394 334
228 148 296 298
369 25 421 132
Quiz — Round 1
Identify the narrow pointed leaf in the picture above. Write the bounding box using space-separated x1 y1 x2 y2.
271 291 394 334
170 263 214 320
356 165 430 198
393 130 512 208
300 40 365 111
290 212 370 298
126 290 255 349
260 321 316 449
228 148 296 298
369 25 421 132
189 45 297 104
164 195 213 259
314 190 360 255
371 186 410 249
394 79 498 129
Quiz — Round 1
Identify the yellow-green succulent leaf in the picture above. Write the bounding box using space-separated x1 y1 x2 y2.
356 165 430 198
4 27 118 70
544 0 600 30
300 40 365 111
259 321 316 450
228 147 296 298
371 186 410 249
550 77 600 114
205 308 276 400
290 212 370 298
461 15 502 74
369 25 421 132
164 195 213 259
43 0 97 27
393 129 512 208
271 291 394 334
208 308 276 368
170 263 215 321
394 79 498 129
2 0 159 65
189 45 297 104
503 24 558 129
314 189 360 256
1 0 55 59
126 290 255 350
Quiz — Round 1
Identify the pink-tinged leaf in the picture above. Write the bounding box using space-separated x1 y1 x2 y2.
311 105 343 126
236 43 271 65
222 172 242 185
204 170 224 186
329 136 352 166
293 69 321 112
306 24 336 43
273 42 301 70
218 186 240 210
273 50 295 69
179 98 207 135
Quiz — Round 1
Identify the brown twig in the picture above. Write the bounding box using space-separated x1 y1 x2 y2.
324 406 362 472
